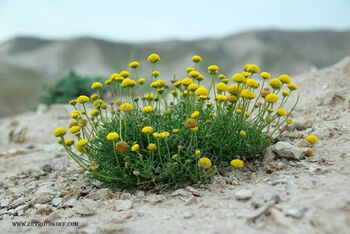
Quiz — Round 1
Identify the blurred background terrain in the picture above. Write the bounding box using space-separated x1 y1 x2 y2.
0 0 349 117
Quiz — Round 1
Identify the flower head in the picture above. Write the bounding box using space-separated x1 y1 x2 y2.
247 64 260 73
147 53 160 63
70 126 80 134
121 78 136 87
192 55 202 63
65 138 74 146
53 128 66 137
143 106 154 113
131 144 139 152
187 83 199 91
107 132 119 141
265 93 279 103
276 108 287 116
129 61 140 69
240 130 246 137
120 70 130 78
142 126 153 134
120 103 133 112
231 159 244 168
260 72 271 79
91 82 103 90
191 111 200 118
198 157 212 169
148 143 157 151
240 89 256 99
181 77 194 86
279 74 291 84
90 109 100 117
184 118 198 128
116 141 129 153
286 118 293 124
208 65 219 75
232 73 245 83
189 70 200 78
269 78 283 89
195 86 209 96
215 82 228 92
287 83 298 91
246 79 259 88
138 78 146 84
306 135 318 144
77 95 90 104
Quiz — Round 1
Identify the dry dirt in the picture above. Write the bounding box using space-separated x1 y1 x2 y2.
0 58 350 234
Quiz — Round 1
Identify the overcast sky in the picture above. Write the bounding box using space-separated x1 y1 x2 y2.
0 0 349 43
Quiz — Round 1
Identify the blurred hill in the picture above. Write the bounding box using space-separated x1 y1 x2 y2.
1 29 350 117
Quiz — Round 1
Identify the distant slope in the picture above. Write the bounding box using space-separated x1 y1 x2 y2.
0 29 350 117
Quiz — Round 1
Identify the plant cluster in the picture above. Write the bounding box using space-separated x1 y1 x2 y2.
54 54 300 189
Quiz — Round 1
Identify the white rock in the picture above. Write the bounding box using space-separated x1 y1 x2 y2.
171 189 190 197
113 199 133 211
234 189 253 200
183 211 194 218
144 194 166 204
273 142 308 160
51 198 62 207
263 146 277 164
186 186 202 196
284 205 306 219
74 203 94 216
136 191 145 198
62 198 77 207
184 196 199 206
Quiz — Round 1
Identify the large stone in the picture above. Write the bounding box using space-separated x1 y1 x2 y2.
235 189 253 200
273 141 308 160
9 125 28 143
144 194 166 204
113 199 133 211
74 203 94 216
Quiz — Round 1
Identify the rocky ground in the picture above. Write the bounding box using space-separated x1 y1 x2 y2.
1 58 350 234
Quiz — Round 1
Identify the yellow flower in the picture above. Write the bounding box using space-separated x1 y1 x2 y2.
110 73 119 80
70 126 80 134
144 93 154 100
192 55 202 63
186 67 195 73
265 93 279 103
208 65 219 75
120 103 133 112
240 89 256 99
228 84 241 95
306 135 318 144
218 74 226 80
143 106 154 113
240 130 246 137
187 83 199 91
191 111 200 118
108 79 118 85
196 74 205 81
279 74 291 84
53 128 66 137
286 118 293 124
245 79 259 88
148 143 157 151
150 79 166 88
90 93 99 101
152 70 160 78
71 111 79 119
195 86 209 96
216 94 227 101
195 150 201 156
242 71 251 77
121 78 136 87
181 77 194 86
269 78 283 89
198 157 212 169
228 95 238 103
306 148 314 157
287 83 298 91
276 108 287 116
115 99 122 105
131 144 139 152
235 108 243 113
138 78 146 84
160 131 170 138
91 82 103 90
245 111 251 117
69 99 77 105
215 82 228 92
106 132 119 141
77 95 90 104
172 129 179 133
120 70 130 78
189 70 200 78
65 138 74 146
171 90 178 97
153 132 161 139
142 126 153 134
172 154 178 159
115 141 129 153
90 109 100 117
247 64 260 73
77 139 87 147
282 90 290 97
260 72 271 79
231 159 244 168
243 64 251 71
191 126 199 132
232 73 245 83
147 53 160 63
129 61 140 69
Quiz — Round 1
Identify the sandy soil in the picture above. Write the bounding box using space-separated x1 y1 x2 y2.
0 58 350 234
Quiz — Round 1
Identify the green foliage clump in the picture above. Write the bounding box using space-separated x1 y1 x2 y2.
38 70 105 105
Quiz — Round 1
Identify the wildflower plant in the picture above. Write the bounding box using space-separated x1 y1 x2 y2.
54 54 299 189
